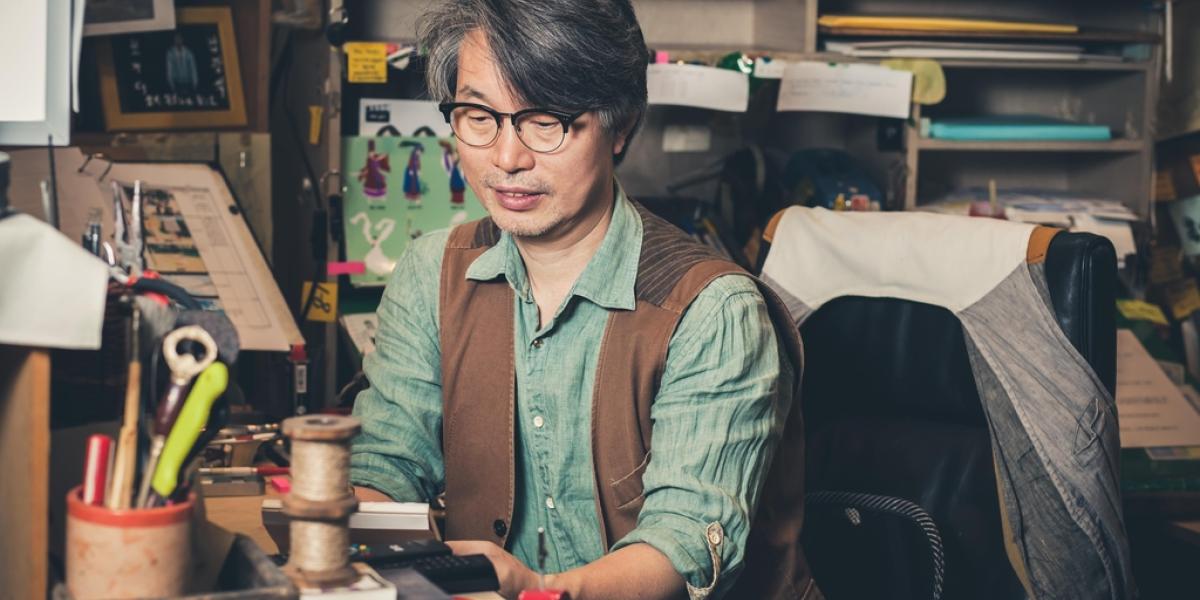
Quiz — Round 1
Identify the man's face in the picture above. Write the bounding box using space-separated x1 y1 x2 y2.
453 30 627 240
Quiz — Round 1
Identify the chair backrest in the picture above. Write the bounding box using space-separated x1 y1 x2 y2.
797 231 1117 600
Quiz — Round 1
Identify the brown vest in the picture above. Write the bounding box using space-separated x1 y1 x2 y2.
438 204 820 599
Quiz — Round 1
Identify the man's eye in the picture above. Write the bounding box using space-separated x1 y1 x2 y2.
468 116 491 124
532 120 557 129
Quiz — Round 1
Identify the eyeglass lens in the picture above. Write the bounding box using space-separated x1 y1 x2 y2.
449 106 566 153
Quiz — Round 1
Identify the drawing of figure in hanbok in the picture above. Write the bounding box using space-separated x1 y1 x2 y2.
349 212 397 276
400 141 424 204
356 140 390 201
439 140 466 206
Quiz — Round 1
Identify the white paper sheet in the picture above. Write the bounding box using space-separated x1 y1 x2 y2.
117 165 302 352
1116 329 1200 448
71 0 86 113
4 150 302 353
0 0 70 145
777 61 913 119
340 312 378 356
1071 214 1136 268
357 99 449 137
0 214 109 349
0 1 48 121
647 64 749 113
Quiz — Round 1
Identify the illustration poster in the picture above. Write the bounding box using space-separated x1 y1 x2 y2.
342 135 487 286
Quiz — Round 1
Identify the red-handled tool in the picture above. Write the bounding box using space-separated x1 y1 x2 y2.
82 434 114 506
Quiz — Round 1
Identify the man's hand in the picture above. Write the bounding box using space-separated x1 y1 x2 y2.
446 540 540 599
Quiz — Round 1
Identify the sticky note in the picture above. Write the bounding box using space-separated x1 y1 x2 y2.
1116 299 1168 326
345 42 388 84
308 105 323 145
302 281 338 322
1165 279 1200 320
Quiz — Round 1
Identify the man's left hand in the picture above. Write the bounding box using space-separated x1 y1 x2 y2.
445 540 541 599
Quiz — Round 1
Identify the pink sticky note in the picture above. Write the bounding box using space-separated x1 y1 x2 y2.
654 50 670 64
327 261 366 275
269 476 291 494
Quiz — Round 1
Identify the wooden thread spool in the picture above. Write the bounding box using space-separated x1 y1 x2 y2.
281 415 361 587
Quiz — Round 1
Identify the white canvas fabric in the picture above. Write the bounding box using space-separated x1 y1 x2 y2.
761 206 1035 314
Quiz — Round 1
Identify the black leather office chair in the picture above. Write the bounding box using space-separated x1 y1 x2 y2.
788 232 1117 600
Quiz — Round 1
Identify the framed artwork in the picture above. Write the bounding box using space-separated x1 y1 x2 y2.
84 0 176 37
98 6 247 131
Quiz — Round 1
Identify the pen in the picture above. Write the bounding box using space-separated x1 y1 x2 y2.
82 434 114 506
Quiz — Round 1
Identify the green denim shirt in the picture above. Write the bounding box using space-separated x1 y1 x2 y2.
350 182 790 597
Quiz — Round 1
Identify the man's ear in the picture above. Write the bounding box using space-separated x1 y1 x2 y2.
611 119 637 156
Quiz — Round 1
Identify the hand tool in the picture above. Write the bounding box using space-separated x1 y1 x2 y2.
112 180 144 277
169 397 230 503
198 466 290 477
148 362 229 504
137 325 216 507
107 302 141 510
82 434 114 506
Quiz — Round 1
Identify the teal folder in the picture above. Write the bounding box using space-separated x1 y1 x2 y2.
926 116 1112 141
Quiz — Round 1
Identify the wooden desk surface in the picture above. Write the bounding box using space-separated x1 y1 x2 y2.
1169 520 1200 547
202 490 501 599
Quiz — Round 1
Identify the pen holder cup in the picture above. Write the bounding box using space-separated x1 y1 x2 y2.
65 485 194 600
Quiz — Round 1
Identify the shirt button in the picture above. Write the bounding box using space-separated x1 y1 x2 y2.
532 339 544 349
533 415 545 428
545 496 556 510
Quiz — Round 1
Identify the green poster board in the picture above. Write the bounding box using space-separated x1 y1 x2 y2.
342 135 487 287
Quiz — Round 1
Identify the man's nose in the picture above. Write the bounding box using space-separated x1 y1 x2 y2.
491 122 535 174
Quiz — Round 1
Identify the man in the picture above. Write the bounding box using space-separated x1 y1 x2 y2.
165 33 198 96
350 1 817 598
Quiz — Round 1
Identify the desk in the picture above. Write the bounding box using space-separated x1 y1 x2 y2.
1168 520 1200 547
202 491 501 599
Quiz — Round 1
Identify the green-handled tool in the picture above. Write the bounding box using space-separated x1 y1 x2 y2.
150 361 229 500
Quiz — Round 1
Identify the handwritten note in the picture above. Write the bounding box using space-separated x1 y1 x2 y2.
1116 329 1200 448
345 42 388 84
647 64 748 113
777 62 913 119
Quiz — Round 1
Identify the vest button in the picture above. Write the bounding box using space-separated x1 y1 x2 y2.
493 519 507 537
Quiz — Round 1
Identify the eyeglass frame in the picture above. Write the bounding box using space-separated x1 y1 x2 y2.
437 101 587 153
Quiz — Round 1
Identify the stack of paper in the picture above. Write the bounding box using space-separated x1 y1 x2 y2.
819 15 1078 34
824 40 1117 62
921 188 1137 265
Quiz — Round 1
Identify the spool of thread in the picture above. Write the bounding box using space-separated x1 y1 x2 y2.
281 414 361 587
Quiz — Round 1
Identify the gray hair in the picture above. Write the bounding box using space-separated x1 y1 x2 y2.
419 0 648 162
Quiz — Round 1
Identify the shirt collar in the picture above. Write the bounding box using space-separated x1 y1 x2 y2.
465 179 640 311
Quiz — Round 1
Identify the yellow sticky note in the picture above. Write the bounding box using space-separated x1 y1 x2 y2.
1116 299 1168 326
308 105 323 145
1165 279 1200 320
345 42 388 83
302 281 338 323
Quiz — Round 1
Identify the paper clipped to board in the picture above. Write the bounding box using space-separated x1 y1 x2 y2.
1116 329 1200 448
777 61 913 119
647 64 749 113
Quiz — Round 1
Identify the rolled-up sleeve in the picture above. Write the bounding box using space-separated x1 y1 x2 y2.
350 231 448 502
611 274 791 599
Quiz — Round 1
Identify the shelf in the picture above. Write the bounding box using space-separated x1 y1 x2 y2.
917 138 1146 152
811 52 1150 72
819 26 1161 44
